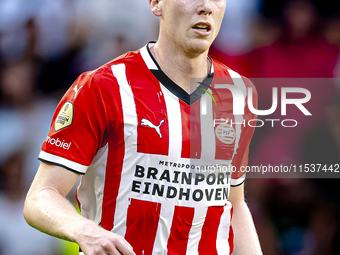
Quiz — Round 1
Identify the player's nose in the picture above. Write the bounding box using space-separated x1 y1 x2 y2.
197 0 212 15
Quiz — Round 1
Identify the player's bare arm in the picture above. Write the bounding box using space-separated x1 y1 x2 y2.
229 184 263 255
23 162 135 255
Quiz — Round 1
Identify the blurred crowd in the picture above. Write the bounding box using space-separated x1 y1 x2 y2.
0 0 339 254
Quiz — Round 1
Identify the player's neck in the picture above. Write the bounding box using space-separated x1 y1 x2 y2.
149 41 210 94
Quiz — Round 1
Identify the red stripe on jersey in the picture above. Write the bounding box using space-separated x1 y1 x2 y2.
212 84 236 161
101 146 125 230
101 79 125 231
125 199 161 254
228 208 234 254
131 71 169 156
167 206 195 254
198 206 224 255
189 101 202 159
180 103 190 158
231 76 257 179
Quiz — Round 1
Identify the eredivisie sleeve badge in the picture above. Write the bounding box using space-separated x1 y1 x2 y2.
55 101 74 132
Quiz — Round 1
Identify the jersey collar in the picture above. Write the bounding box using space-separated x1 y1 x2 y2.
140 41 214 105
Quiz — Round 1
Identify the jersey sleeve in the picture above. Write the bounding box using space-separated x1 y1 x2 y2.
230 77 257 187
38 73 107 174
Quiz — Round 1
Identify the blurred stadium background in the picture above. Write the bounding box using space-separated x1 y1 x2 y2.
0 0 339 254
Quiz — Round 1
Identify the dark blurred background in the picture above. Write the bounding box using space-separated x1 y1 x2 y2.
0 0 339 254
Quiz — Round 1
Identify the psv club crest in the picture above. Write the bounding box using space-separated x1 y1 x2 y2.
215 123 236 145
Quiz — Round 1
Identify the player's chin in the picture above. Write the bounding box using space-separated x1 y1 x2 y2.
186 39 211 56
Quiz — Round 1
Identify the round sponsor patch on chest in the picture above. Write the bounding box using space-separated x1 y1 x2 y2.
55 101 74 131
215 123 236 144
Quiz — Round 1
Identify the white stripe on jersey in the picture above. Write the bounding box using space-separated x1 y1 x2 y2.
111 63 138 236
186 207 208 255
38 151 88 173
77 144 109 224
151 83 182 253
228 69 247 159
153 204 175 254
216 203 233 255
200 91 216 164
228 69 247 100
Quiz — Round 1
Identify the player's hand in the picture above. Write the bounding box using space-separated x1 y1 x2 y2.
77 223 135 255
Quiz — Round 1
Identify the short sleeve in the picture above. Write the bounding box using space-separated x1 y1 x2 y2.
38 73 107 174
230 77 257 187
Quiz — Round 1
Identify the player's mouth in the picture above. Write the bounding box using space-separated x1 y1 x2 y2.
192 22 211 36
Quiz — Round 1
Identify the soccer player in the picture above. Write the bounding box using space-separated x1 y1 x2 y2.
24 0 262 254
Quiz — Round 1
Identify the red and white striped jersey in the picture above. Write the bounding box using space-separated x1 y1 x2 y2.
39 42 257 255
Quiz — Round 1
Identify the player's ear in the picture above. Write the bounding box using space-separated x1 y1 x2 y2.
149 0 162 17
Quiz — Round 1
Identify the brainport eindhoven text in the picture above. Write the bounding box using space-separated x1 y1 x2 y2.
131 162 233 202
